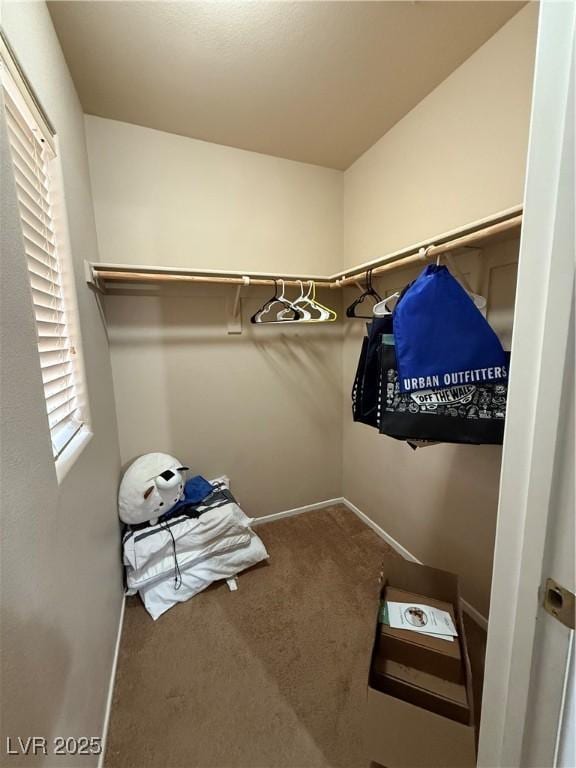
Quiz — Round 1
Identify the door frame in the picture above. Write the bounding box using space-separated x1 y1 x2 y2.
478 2 575 766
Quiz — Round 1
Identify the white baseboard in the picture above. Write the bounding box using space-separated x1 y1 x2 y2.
459 597 489 630
339 498 489 631
98 594 126 768
341 498 420 564
252 497 345 525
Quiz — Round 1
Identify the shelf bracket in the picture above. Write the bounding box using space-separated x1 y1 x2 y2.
84 261 110 341
227 276 250 334
84 260 106 294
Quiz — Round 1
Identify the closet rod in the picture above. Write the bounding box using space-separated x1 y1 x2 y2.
334 213 522 288
91 270 331 289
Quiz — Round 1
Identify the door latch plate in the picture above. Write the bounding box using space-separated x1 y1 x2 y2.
543 578 575 629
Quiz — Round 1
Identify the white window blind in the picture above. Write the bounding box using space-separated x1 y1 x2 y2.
2 59 84 459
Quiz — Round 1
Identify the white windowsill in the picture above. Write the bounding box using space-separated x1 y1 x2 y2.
55 425 93 484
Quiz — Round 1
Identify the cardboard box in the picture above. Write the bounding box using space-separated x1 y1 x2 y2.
376 586 462 683
371 658 470 724
366 559 476 768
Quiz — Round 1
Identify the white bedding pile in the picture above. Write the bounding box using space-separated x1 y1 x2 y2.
122 477 268 619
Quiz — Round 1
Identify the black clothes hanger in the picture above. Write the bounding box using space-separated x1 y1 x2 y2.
345 269 383 319
250 279 305 324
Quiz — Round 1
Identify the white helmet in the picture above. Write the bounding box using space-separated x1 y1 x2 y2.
118 453 189 525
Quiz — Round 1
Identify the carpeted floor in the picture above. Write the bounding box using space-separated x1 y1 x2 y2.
105 505 486 768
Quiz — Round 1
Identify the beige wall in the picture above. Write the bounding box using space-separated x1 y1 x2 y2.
0 2 122 764
342 237 520 617
104 284 343 517
85 115 343 275
342 4 538 271
85 116 345 515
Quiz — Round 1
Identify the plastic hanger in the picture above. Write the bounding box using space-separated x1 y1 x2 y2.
308 281 338 322
372 291 400 317
276 280 338 323
272 279 312 322
345 269 382 319
279 280 330 322
254 279 307 324
302 281 331 322
250 279 304 324
277 280 313 322
299 281 327 321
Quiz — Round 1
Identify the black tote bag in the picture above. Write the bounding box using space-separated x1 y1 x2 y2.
352 334 370 423
378 343 508 445
352 316 394 427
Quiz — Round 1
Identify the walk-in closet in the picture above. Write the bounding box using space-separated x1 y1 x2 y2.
1 2 574 767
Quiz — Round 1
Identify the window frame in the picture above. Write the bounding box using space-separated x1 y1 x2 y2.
1 32 92 480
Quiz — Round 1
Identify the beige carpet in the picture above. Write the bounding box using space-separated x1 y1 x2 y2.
105 505 486 768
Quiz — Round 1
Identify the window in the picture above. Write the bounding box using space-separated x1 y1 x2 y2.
1 39 87 461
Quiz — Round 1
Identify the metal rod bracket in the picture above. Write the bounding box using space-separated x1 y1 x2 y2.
227 276 249 334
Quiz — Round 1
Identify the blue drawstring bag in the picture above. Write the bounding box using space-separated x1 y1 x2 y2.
393 265 508 393
159 475 214 521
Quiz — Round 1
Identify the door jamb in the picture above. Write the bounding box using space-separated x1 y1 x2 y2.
477 3 576 765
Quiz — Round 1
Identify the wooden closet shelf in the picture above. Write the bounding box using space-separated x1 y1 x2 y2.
86 208 522 294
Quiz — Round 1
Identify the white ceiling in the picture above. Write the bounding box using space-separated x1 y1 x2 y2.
49 1 524 170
